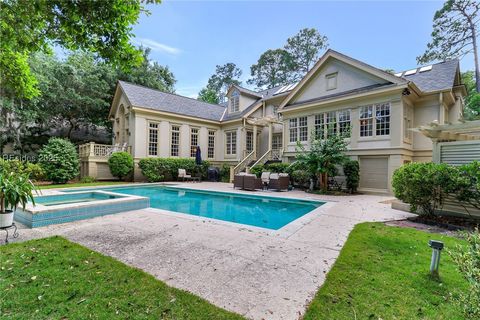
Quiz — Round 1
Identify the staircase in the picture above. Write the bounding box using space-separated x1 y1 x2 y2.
229 149 284 182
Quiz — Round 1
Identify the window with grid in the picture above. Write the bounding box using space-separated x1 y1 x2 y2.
272 134 282 150
298 116 308 141
246 131 253 153
190 128 199 157
314 114 325 139
148 123 159 156
325 111 337 136
360 105 373 137
230 90 240 113
289 118 298 143
375 103 390 136
226 131 237 155
171 125 180 156
208 130 215 159
338 110 351 136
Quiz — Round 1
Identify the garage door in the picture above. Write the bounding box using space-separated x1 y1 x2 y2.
359 157 388 190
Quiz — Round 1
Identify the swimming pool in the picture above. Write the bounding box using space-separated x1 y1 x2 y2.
64 185 324 230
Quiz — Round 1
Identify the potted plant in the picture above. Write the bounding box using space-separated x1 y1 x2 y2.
0 171 37 228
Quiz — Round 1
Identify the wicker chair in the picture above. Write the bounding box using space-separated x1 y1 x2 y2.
243 174 263 191
233 173 246 189
268 173 289 191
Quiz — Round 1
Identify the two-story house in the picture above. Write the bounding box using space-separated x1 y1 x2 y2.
108 49 465 193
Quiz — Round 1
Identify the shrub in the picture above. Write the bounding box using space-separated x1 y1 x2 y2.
453 161 480 210
343 160 359 194
38 138 79 184
80 176 97 183
291 170 311 187
266 162 290 174
108 152 134 181
219 164 231 182
138 158 209 182
392 162 457 216
249 164 264 177
450 229 480 319
0 159 45 181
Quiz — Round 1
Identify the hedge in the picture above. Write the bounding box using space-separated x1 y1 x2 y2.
39 138 79 184
138 158 209 182
108 152 134 181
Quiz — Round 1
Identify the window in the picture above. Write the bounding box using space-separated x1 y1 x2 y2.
289 118 298 143
376 103 390 136
190 128 199 157
360 105 374 137
226 131 237 155
326 73 337 91
404 104 413 141
360 103 391 137
246 131 253 153
289 117 307 143
148 122 159 156
208 130 215 159
272 134 282 150
230 90 240 113
171 125 180 156
315 110 351 139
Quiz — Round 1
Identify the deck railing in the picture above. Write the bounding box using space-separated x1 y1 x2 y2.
79 142 131 159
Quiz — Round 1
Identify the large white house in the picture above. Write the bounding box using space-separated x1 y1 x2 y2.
107 49 466 193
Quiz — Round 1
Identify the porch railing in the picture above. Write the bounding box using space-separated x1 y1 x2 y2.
229 150 255 182
250 148 284 170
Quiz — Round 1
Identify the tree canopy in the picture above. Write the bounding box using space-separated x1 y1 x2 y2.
198 63 242 103
462 71 480 119
418 0 480 91
248 28 328 89
0 0 160 100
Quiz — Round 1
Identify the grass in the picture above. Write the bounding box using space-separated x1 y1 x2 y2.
37 181 131 190
0 236 243 320
303 222 468 320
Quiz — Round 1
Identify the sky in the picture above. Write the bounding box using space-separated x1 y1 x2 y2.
131 0 475 98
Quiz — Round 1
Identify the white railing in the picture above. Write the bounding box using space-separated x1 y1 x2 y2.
250 148 284 170
79 142 131 159
229 150 256 182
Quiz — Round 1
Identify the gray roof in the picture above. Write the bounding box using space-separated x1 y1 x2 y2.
398 59 459 93
118 81 226 122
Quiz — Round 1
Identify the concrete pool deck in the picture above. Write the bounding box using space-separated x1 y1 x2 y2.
8 182 414 320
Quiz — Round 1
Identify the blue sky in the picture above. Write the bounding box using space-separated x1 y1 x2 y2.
132 1 475 97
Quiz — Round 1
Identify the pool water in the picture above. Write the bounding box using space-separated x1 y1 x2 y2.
79 186 323 230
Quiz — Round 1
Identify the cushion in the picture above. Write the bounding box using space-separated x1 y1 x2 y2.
269 173 279 180
279 173 289 177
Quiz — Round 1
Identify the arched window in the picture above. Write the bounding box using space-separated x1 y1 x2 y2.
230 90 240 113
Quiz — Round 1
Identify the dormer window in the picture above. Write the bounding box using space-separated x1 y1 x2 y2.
326 72 337 91
230 89 240 113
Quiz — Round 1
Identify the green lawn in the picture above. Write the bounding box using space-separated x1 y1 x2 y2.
303 222 468 320
0 236 243 320
37 181 132 190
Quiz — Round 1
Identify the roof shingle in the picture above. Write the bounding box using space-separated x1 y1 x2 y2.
398 60 459 93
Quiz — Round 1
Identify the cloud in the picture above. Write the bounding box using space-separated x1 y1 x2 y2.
134 38 181 55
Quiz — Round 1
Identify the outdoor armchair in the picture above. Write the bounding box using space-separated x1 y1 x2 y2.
243 174 263 191
268 173 289 191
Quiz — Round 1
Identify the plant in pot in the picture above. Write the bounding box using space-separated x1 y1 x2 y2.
0 171 37 228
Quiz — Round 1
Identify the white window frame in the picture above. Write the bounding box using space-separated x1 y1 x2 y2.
403 104 413 142
148 122 159 156
289 117 308 143
230 90 240 113
246 130 253 153
272 134 282 150
289 118 298 143
170 125 180 157
208 130 215 159
359 102 391 138
225 131 237 155
190 128 199 158
314 109 351 139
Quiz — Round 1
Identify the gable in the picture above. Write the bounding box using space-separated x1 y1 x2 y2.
290 58 392 105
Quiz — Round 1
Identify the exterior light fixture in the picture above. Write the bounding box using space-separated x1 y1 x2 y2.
428 240 444 275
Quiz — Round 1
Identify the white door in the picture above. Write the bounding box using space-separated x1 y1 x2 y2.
359 157 388 191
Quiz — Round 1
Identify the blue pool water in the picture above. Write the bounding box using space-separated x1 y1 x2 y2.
66 186 323 230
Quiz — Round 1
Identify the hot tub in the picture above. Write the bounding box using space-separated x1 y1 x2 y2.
15 191 149 228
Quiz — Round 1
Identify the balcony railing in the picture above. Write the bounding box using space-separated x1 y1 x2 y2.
79 142 131 158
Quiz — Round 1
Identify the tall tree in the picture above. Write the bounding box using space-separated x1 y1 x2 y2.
247 49 295 89
418 0 480 91
200 63 242 103
119 47 176 93
462 71 480 119
285 28 328 80
197 87 220 104
0 0 160 100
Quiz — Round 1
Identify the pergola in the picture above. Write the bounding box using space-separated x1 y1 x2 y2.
416 120 480 142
